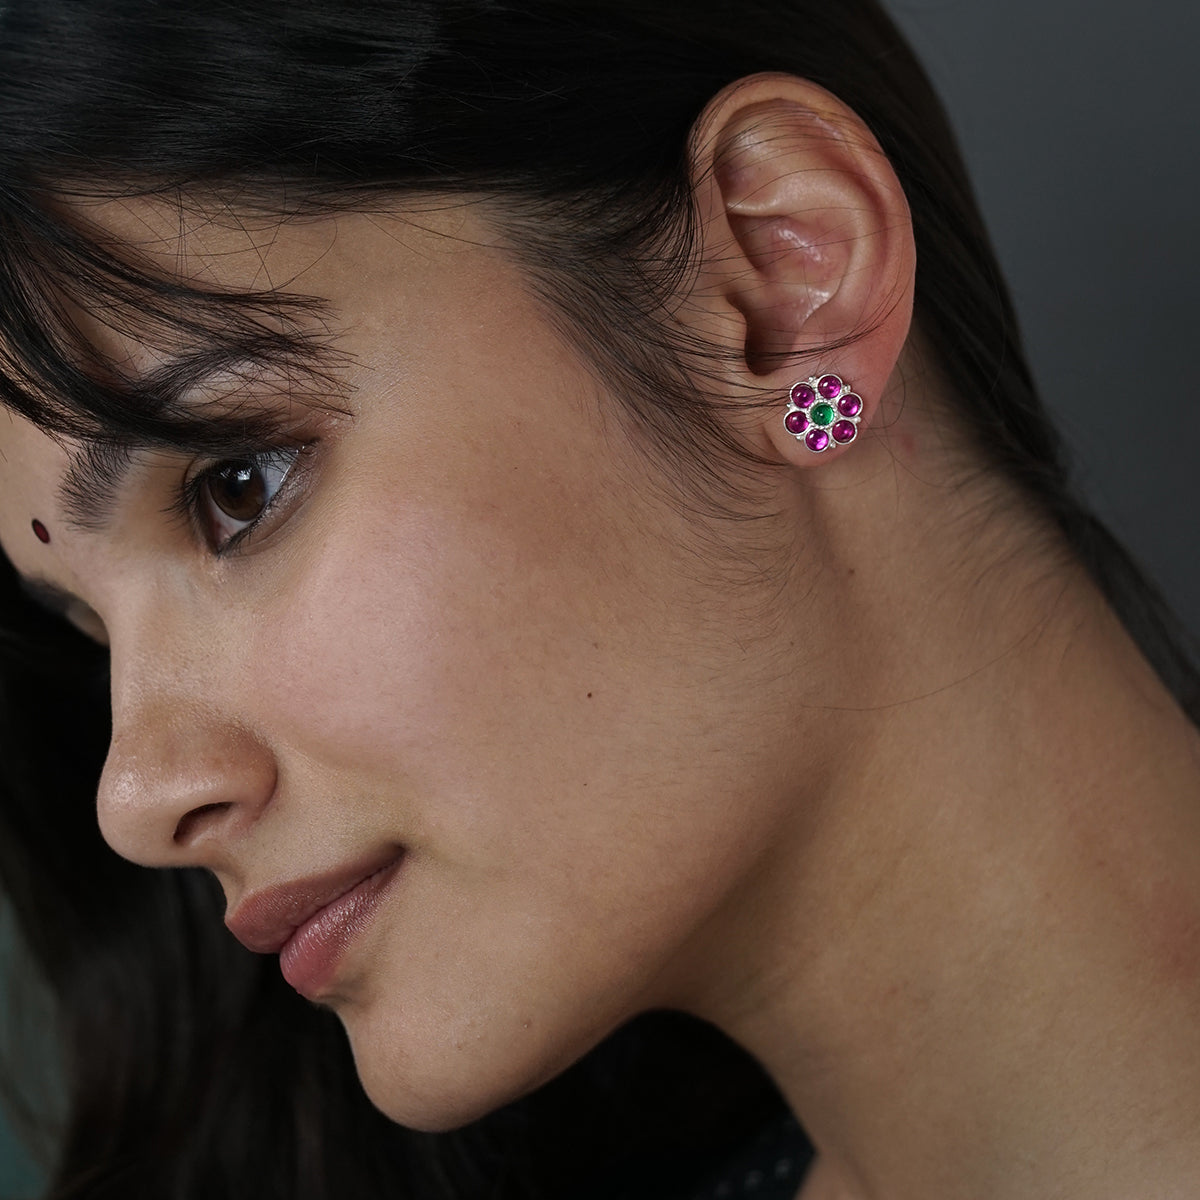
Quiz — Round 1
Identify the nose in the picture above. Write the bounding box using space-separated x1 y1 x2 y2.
97 650 278 871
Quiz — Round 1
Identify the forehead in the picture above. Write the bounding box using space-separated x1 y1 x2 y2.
67 190 495 338
69 196 423 364
0 408 71 497
83 194 359 282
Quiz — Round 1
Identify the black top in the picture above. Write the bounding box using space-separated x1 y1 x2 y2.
576 1112 815 1200
686 1114 813 1200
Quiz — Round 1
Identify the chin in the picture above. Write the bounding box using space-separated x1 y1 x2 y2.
360 1077 500 1134
338 999 597 1134
350 1045 559 1134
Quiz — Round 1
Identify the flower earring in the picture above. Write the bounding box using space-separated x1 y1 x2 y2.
783 373 863 453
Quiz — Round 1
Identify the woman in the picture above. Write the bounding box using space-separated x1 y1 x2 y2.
0 1 1197 1197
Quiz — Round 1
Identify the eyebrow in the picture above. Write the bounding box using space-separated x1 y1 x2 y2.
59 440 137 532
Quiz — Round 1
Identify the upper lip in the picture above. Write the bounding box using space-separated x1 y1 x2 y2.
225 848 403 954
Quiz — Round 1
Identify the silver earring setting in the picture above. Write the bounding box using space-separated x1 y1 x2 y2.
783 374 862 453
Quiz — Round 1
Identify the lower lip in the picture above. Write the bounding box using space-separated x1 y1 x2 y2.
279 859 402 998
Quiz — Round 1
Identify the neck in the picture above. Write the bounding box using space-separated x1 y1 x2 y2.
681 405 1200 1198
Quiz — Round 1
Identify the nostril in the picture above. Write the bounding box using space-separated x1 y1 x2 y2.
173 802 234 845
98 710 277 867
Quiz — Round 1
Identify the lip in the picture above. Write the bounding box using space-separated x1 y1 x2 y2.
226 850 403 998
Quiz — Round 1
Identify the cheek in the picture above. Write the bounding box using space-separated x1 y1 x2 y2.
259 482 613 821
251 511 737 1127
253 437 787 914
238 409 792 1124
253 396 681 848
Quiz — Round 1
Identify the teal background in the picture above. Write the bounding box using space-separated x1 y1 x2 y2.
0 1128 40 1200
0 912 48 1200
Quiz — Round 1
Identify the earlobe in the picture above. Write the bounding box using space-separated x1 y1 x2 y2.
688 75 916 466
782 372 864 454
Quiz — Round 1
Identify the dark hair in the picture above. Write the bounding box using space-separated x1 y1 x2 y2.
1 2 1196 1197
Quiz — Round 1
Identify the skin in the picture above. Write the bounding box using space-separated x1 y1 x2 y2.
1 77 1199 1199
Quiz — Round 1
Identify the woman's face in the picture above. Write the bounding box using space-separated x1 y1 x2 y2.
0 203 806 1128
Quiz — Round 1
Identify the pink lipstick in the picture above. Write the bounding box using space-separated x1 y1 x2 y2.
226 851 403 999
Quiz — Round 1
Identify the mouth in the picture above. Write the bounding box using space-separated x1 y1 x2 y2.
225 849 404 999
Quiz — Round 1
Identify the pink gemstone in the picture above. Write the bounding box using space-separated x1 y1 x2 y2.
790 382 816 408
805 428 830 453
784 410 808 436
837 393 862 418
817 374 843 401
832 419 857 444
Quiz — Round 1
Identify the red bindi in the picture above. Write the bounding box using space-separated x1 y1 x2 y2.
31 519 50 544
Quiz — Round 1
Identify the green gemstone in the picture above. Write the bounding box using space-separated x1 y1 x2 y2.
811 402 836 427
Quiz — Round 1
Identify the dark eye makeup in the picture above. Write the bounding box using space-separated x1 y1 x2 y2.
178 442 315 556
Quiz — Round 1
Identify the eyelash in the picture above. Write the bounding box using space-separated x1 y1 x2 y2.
177 442 314 556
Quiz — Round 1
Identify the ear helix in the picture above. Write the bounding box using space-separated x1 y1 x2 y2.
783 373 862 453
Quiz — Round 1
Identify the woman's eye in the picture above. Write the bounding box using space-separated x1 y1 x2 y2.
195 447 301 552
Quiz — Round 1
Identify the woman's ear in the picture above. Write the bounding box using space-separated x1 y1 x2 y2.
686 73 916 466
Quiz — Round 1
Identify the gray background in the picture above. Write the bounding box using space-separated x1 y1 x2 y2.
2 1 1199 1193
882 0 1199 637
